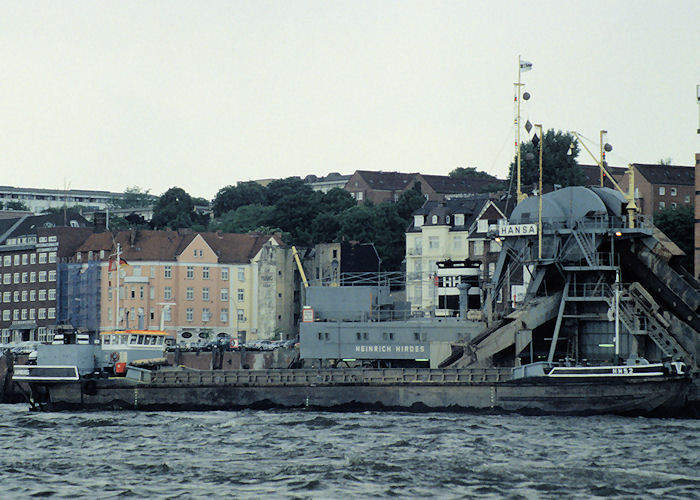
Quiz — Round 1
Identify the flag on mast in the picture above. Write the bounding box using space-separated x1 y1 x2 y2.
108 257 129 272
520 60 533 72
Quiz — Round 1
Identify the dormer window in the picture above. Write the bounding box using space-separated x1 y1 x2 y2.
432 215 438 224
414 215 424 228
454 214 464 226
446 216 450 225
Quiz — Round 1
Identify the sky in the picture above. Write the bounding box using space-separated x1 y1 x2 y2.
1 1 699 200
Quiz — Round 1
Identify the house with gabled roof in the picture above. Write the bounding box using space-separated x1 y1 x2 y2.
404 196 507 314
71 229 295 344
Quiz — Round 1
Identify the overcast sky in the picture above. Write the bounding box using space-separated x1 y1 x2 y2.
2 1 699 199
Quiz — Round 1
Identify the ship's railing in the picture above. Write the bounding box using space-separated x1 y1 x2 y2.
307 272 405 288
513 214 653 232
150 367 512 386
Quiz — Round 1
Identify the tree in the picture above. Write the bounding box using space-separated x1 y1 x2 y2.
396 184 426 220
449 167 498 180
508 129 584 193
113 186 154 209
654 205 693 271
266 178 323 246
212 204 276 233
151 187 201 229
319 188 356 214
212 182 267 217
5 200 28 211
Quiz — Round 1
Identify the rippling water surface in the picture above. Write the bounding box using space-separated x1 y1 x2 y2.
1 404 698 499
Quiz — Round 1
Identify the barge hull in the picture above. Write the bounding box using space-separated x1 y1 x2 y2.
27 368 691 416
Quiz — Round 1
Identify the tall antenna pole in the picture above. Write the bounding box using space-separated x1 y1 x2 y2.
536 123 543 259
516 56 523 204
115 243 120 331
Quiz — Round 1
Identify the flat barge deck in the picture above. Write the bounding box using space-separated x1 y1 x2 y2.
21 366 692 416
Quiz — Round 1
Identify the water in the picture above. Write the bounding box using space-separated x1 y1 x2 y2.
1 405 698 499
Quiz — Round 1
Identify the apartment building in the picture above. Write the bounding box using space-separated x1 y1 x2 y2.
0 213 92 345
405 197 506 313
74 230 295 344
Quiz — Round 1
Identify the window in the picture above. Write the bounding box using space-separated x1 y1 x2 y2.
454 214 464 226
473 240 485 255
48 252 56 263
100 250 105 260
685 195 691 203
21 272 27 283
48 308 56 319
186 287 194 300
671 202 677 209
202 308 210 322
186 308 193 322
202 267 210 279
133 265 141 276
139 286 144 299
164 287 172 300
21 291 27 301
432 215 438 224
490 239 502 252
221 268 229 280
29 309 35 320
39 253 47 264
30 272 36 283
13 310 19 321
186 266 194 279
220 308 228 322
39 271 46 282
21 309 27 320
477 219 488 233
2 311 9 321
202 288 210 301
659 201 665 209
237 289 244 302
453 236 462 249
13 273 19 284
163 308 171 322
2 292 9 302
13 291 19 302
238 268 245 281
237 309 245 321
38 308 46 320
428 236 439 249
149 287 155 300
38 290 46 301
659 187 665 195
48 289 56 301
671 187 677 196
164 266 172 279
21 254 28 265
150 266 155 278
130 288 136 299
13 255 20 266
414 215 424 228
2 274 9 285
108 287 113 300
3 256 9 266
221 288 228 301
48 270 56 282
30 254 36 264
357 192 363 201
30 290 36 301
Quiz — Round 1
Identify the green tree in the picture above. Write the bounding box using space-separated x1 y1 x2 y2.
212 204 276 233
266 178 322 246
151 187 202 229
449 167 498 180
508 129 583 193
654 205 693 271
212 182 267 217
5 200 29 211
396 184 425 220
113 186 154 209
